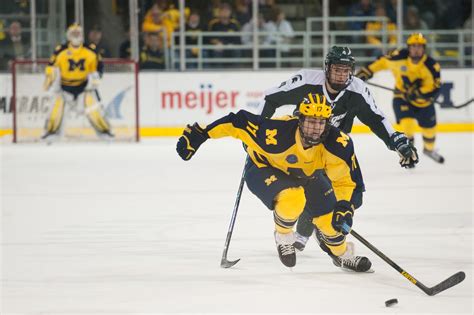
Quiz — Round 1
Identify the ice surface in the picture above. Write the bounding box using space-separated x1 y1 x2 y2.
1 133 473 314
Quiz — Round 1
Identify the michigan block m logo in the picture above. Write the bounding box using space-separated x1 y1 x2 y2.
68 59 85 71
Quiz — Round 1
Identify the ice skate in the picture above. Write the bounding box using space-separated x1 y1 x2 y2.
97 130 115 141
423 149 445 164
40 131 61 145
293 231 309 251
332 242 373 273
314 227 336 257
274 231 296 267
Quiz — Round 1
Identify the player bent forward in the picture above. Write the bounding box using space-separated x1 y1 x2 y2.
176 93 372 272
42 23 113 140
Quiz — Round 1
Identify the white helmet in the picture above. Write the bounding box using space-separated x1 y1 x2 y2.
67 23 84 47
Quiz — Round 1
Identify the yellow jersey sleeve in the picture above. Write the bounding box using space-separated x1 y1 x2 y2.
322 129 364 204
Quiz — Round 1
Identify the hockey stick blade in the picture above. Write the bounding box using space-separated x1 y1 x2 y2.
219 158 248 269
452 98 474 109
422 271 466 296
344 224 466 296
220 257 241 268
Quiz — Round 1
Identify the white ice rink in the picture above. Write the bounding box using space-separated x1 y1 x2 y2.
1 133 473 314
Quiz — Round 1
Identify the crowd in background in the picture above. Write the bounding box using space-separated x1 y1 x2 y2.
0 0 472 71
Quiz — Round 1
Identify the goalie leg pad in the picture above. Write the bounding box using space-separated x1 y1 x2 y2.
45 95 65 134
274 187 306 234
312 212 346 256
84 91 112 134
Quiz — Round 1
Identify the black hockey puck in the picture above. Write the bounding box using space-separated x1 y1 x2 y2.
385 298 398 307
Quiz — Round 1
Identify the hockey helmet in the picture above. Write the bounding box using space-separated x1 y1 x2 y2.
324 46 355 91
297 93 332 146
406 33 427 46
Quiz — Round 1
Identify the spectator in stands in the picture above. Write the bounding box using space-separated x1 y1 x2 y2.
347 0 375 31
207 3 241 68
88 25 111 58
271 7 294 56
384 0 398 23
160 1 191 32
142 4 174 46
241 13 277 67
241 13 276 46
259 0 276 22
439 0 468 29
0 20 5 41
118 24 144 60
411 0 444 29
140 32 165 70
365 4 397 57
202 0 222 28
235 0 251 26
0 21 29 70
184 10 203 68
404 5 428 30
119 28 131 59
347 0 375 43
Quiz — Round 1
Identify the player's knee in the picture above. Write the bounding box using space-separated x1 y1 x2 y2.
275 187 305 220
274 187 305 233
312 212 346 256
400 118 417 137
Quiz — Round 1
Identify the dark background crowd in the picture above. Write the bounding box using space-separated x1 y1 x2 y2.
0 0 472 71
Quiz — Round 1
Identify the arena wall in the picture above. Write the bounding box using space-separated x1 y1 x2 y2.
0 69 472 138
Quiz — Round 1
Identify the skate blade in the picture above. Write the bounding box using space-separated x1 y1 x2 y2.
339 266 375 273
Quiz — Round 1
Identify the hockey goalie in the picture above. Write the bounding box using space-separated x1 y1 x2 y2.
42 23 114 140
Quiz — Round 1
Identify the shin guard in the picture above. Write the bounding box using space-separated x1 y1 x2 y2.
313 212 346 256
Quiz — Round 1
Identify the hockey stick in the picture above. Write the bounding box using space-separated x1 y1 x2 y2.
342 223 465 296
366 81 474 109
220 156 249 268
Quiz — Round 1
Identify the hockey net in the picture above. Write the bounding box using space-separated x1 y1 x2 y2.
12 59 139 142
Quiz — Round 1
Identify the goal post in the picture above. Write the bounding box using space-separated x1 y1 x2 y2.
12 59 140 143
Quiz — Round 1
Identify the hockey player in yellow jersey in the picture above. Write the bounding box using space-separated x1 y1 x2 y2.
42 23 113 140
176 93 372 272
356 33 444 163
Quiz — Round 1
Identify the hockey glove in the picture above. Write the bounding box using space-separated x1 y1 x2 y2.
390 132 419 168
355 67 373 82
405 87 422 103
176 123 209 161
85 71 101 91
331 200 354 235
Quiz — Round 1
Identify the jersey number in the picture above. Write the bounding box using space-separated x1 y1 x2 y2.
68 59 86 71
246 121 259 137
351 154 358 170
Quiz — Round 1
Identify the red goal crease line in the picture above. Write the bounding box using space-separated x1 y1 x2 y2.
1 123 473 138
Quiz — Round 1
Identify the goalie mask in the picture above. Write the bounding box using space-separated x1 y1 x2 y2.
296 93 332 146
324 46 355 92
67 23 84 47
